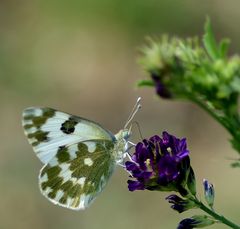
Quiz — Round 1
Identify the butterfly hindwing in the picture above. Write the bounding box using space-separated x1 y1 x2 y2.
22 107 115 164
39 140 116 210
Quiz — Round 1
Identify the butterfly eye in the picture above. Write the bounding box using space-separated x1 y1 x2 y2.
123 129 131 140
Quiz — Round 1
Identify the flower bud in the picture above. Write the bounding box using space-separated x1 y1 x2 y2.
177 215 215 228
203 179 215 208
166 194 195 213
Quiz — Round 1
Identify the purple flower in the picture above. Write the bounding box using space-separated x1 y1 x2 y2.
151 73 172 98
177 218 196 229
125 131 192 193
166 194 195 213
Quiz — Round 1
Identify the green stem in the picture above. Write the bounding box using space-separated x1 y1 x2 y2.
193 198 240 229
189 97 229 131
189 97 240 155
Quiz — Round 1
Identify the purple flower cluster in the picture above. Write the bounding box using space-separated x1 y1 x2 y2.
125 131 190 192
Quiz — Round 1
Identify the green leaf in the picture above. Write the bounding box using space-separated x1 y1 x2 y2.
187 167 196 196
219 38 230 58
203 17 220 60
203 17 230 60
137 79 154 87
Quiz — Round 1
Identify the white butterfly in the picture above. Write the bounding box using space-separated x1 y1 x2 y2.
22 98 141 210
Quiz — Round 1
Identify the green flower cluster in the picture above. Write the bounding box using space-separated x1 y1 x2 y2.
138 19 240 163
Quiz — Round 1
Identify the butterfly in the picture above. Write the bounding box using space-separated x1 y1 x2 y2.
22 98 141 210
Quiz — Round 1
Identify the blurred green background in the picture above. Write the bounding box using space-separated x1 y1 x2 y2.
1 0 240 228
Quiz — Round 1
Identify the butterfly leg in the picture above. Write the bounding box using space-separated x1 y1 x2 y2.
128 141 136 146
126 152 134 161
118 146 134 165
124 142 136 161
118 162 134 177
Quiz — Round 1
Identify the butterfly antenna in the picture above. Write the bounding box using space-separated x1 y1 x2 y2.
131 121 144 140
124 97 141 129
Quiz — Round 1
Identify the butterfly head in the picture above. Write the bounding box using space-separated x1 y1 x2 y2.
113 97 141 164
115 128 131 142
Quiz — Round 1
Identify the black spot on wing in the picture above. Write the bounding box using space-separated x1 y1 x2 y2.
60 117 78 134
24 108 55 128
56 146 70 163
28 130 49 146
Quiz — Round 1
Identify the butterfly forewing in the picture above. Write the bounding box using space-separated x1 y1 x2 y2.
22 107 115 164
39 140 116 210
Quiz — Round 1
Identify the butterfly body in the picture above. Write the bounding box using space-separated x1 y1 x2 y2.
113 129 130 164
22 107 131 210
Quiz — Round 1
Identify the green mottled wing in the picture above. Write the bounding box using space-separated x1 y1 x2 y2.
39 140 116 210
22 107 115 164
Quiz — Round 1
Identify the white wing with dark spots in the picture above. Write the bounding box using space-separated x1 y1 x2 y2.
39 140 116 210
22 107 115 164
21 103 135 210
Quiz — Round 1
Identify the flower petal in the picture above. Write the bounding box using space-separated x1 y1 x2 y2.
127 180 145 191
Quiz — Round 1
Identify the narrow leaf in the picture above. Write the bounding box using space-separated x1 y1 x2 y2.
187 167 196 196
219 38 230 58
203 17 220 60
137 80 154 87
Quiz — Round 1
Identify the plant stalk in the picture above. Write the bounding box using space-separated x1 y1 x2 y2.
193 198 240 229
